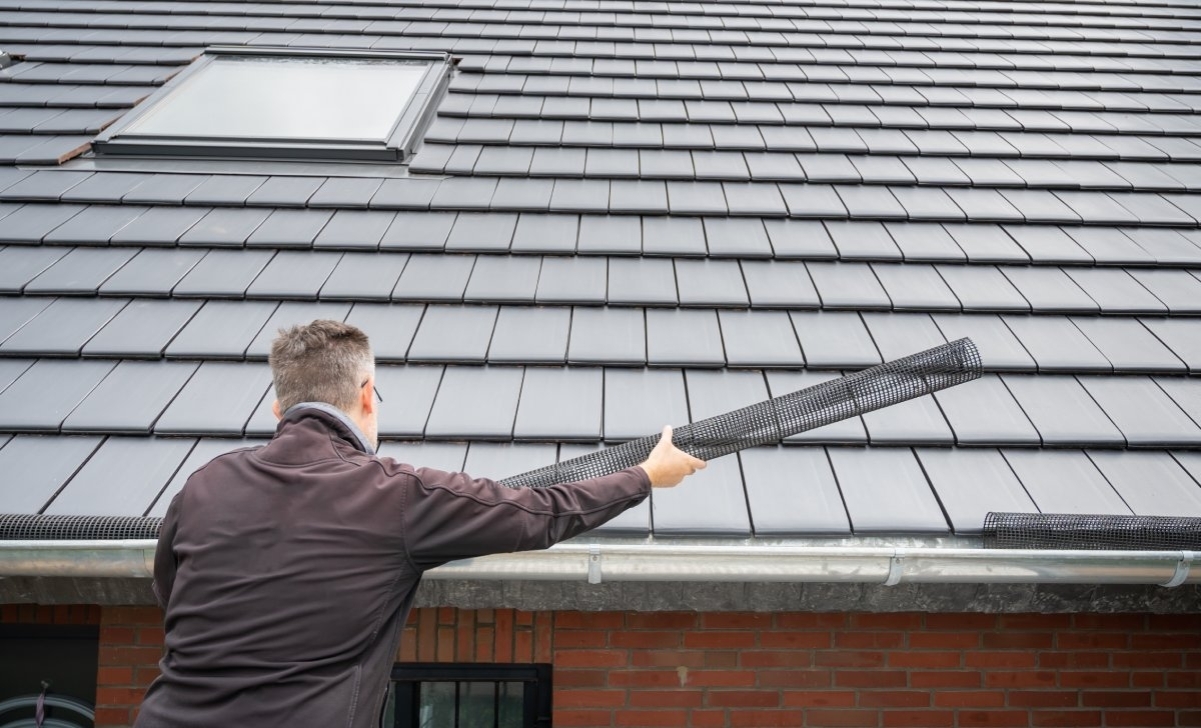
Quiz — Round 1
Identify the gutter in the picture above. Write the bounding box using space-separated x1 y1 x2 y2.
0 541 1195 587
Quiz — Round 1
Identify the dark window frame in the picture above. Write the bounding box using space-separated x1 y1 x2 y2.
387 662 552 728
92 46 452 163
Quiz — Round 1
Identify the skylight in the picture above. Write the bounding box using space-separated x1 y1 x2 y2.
93 47 451 162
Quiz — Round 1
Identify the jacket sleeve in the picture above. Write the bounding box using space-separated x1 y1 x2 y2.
152 492 182 609
400 465 650 571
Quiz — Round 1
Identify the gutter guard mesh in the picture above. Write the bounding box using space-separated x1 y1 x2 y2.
983 513 1201 551
0 514 163 540
500 337 981 489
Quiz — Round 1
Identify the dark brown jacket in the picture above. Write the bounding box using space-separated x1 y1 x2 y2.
135 406 649 728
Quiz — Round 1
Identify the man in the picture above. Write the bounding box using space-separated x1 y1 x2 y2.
135 319 704 727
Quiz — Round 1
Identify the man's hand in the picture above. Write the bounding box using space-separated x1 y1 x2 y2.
638 426 706 488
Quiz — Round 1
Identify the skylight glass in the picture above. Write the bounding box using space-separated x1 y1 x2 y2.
94 48 450 162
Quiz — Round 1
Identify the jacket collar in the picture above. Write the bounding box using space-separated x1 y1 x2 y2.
281 402 376 456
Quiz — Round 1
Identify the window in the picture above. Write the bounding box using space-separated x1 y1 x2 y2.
384 663 552 728
93 47 451 163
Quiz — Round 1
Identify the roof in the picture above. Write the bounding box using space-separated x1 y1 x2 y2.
1 0 1201 575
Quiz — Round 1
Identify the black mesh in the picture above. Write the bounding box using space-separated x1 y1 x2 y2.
500 338 981 489
983 513 1201 551
0 514 163 540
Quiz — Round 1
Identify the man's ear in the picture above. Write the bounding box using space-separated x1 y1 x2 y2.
272 400 282 421
360 377 376 416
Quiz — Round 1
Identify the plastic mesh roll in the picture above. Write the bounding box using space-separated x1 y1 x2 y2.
983 513 1201 551
500 337 981 489
0 514 164 540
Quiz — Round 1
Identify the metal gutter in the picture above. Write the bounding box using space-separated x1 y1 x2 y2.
0 541 1195 587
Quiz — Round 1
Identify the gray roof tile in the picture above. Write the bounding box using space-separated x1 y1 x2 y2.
806 261 891 310
63 360 198 434
408 305 497 363
1072 316 1186 373
173 250 274 298
604 368 689 441
393 254 475 302
425 366 521 440
741 447 850 536
718 310 803 368
915 448 1037 534
164 300 277 359
488 307 571 365
1 297 127 356
1003 374 1125 447
513 367 602 441
828 448 948 534
568 307 645 366
1002 449 1130 515
0 203 87 243
183 175 266 206
23 247 136 295
1001 267 1099 313
0 434 104 513
82 299 201 359
0 359 116 433
1089 450 1201 517
651 452 750 536
246 209 334 248
154 361 271 436
246 302 352 360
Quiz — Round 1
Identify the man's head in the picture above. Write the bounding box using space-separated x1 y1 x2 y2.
269 320 378 447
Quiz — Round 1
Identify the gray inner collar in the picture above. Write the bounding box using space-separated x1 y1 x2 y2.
284 402 375 456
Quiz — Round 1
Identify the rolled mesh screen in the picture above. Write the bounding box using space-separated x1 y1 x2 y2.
0 514 164 540
500 337 981 489
983 513 1201 551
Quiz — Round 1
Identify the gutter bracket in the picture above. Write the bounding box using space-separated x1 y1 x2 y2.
587 545 602 585
1160 551 1194 588
884 549 905 587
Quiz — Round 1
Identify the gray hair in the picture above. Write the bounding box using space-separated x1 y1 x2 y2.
269 320 374 413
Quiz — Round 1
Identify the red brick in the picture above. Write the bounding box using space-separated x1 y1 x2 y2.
1146 614 1201 630
850 613 922 630
1072 614 1146 630
99 627 136 644
802 709 879 727
729 709 806 727
706 690 780 708
627 691 703 709
689 709 728 727
95 687 147 706
1169 672 1201 688
982 670 1057 688
835 632 906 649
925 614 995 630
93 707 133 725
757 631 831 649
554 669 608 688
756 670 830 689
556 689 627 709
965 651 1037 669
683 632 757 650
1103 710 1176 727
1031 710 1103 727
1132 633 1201 650
1082 691 1151 708
625 612 697 630
99 646 163 668
556 612 624 630
629 650 707 668
686 670 756 688
554 709 612 727
1154 691 1201 708
556 630 609 648
888 651 961 669
908 632 980 649
781 690 855 708
1008 691 1078 708
909 670 979 688
814 651 886 668
740 650 812 669
703 652 739 668
999 614 1071 629
97 666 134 686
934 691 1005 708
882 710 955 727
1180 711 1201 727
834 670 908 688
1112 652 1182 669
857 691 930 708
981 631 1053 649
494 610 514 662
1132 672 1164 688
614 709 688 726
556 650 628 669
1056 632 1128 649
702 613 773 630
609 631 680 649
956 710 1029 727
136 628 164 647
608 670 682 689
1036 652 1108 669
1059 670 1130 688
435 626 455 662
775 613 845 629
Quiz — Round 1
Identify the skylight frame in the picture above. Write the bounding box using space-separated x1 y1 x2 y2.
93 46 452 163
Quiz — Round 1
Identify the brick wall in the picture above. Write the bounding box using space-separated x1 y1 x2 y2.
5 606 1201 727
